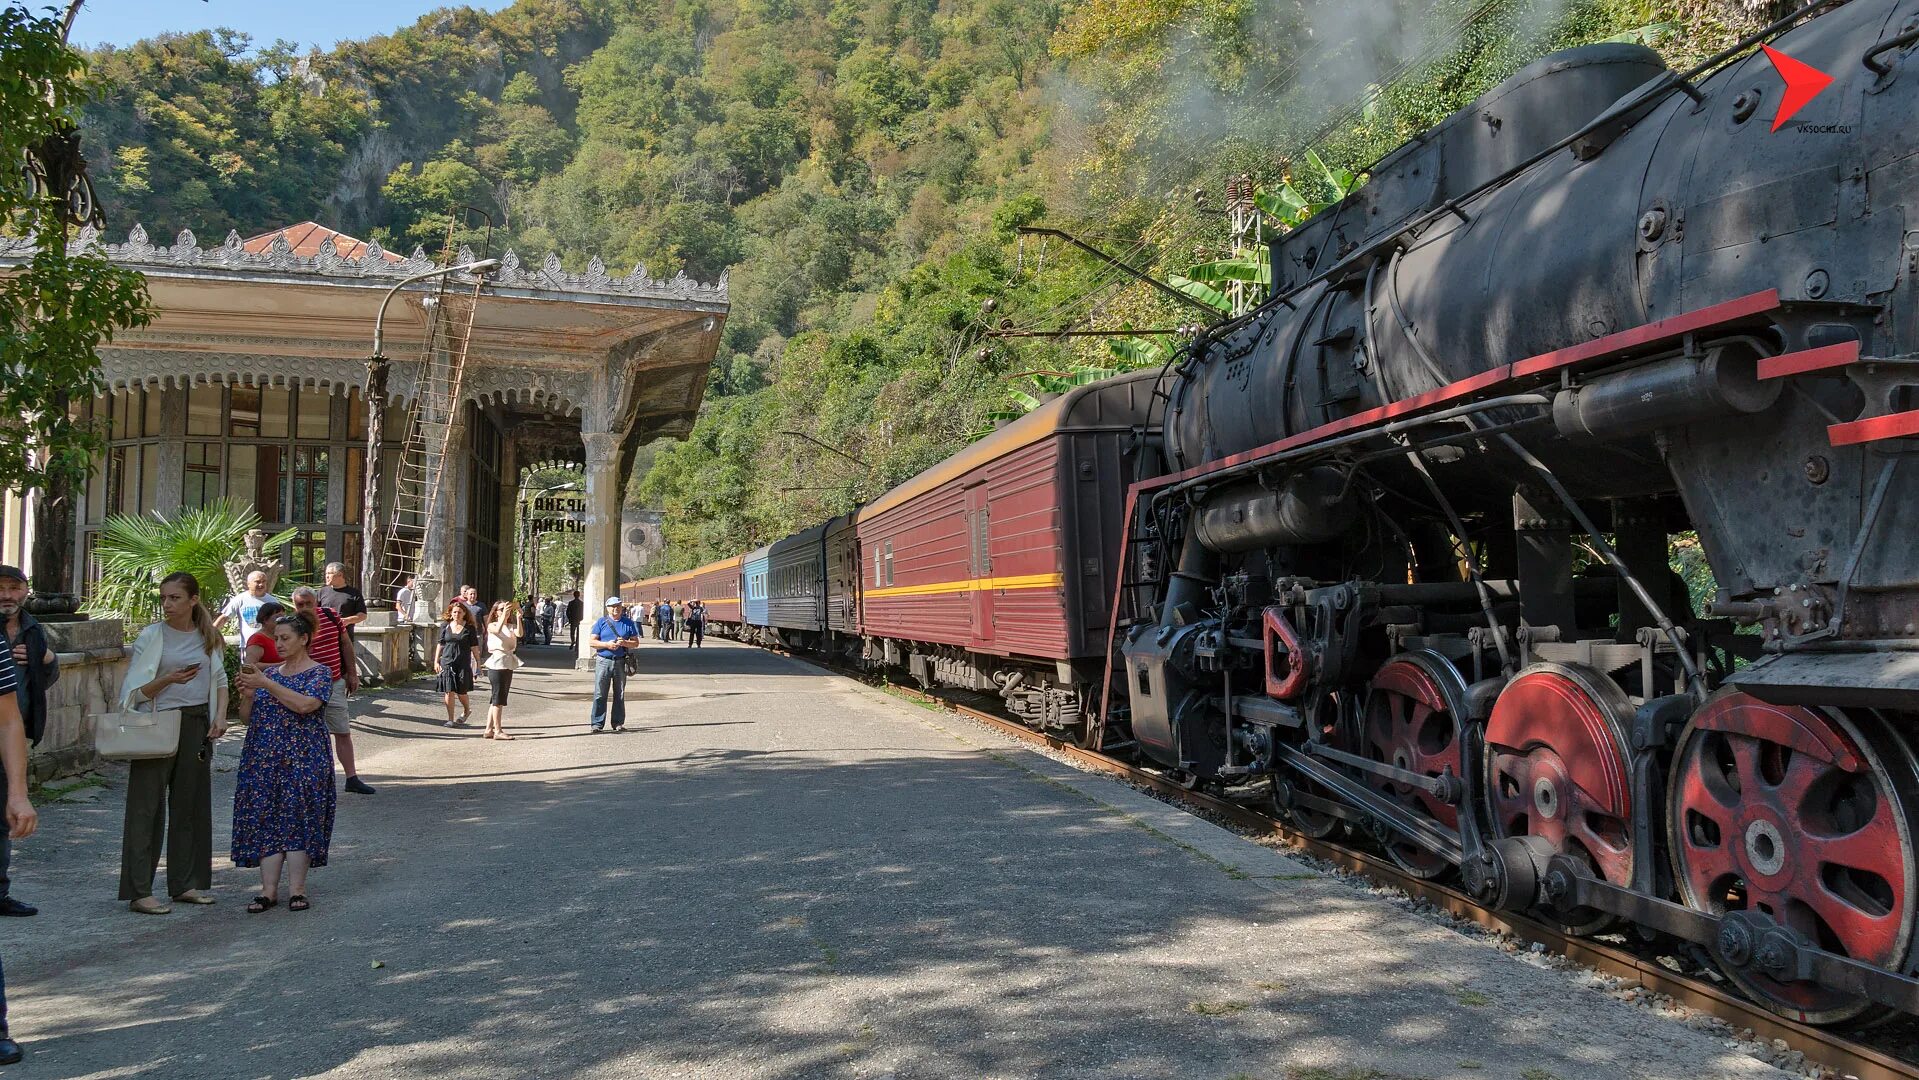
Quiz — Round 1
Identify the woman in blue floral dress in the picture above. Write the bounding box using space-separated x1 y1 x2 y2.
231 612 336 913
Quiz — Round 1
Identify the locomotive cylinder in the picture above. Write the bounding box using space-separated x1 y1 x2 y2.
1192 467 1358 553
1549 345 1781 442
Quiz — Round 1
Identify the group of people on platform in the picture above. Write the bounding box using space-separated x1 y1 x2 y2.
644 598 706 647
0 552 737 1062
114 561 376 931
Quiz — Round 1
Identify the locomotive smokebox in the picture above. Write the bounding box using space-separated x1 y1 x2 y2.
1192 466 1358 553
1550 343 1781 442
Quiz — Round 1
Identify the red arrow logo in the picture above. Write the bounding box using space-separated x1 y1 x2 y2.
1762 44 1834 131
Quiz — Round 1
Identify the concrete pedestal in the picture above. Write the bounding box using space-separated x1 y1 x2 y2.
32 618 130 782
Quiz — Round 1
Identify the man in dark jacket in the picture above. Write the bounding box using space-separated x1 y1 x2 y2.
566 591 584 648
0 567 54 917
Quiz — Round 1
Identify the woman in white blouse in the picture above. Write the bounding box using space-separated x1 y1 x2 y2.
481 601 524 740
117 571 229 914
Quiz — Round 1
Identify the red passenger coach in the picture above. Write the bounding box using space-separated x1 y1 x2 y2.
855 369 1161 742
622 555 742 631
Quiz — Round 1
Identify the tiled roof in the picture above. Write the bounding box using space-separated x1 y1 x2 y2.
241 221 402 263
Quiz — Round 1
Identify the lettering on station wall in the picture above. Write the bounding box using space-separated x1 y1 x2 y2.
531 494 587 534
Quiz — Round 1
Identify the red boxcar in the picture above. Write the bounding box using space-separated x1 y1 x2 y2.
855 370 1161 740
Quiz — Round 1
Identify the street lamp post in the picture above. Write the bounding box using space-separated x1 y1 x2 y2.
360 258 499 613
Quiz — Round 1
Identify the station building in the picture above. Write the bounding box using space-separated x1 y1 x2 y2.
0 221 727 669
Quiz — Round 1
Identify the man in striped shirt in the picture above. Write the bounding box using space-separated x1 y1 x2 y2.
291 588 375 795
0 646 40 1063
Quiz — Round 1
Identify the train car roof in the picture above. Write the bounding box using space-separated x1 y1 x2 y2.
858 368 1162 522
769 520 830 555
624 553 741 591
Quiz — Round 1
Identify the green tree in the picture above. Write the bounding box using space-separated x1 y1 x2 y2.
1 3 154 499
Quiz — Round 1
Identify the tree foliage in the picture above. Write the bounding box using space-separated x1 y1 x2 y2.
72 0 1762 570
0 3 154 495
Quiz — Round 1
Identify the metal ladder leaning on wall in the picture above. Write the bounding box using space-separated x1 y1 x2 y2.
379 256 487 607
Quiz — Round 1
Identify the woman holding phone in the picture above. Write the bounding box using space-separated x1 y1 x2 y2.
231 613 335 912
481 601 523 740
117 571 228 914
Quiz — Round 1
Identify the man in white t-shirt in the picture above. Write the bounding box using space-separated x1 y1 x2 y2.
212 571 281 642
394 576 417 624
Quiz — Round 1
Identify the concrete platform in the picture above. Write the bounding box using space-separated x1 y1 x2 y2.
0 638 1784 1079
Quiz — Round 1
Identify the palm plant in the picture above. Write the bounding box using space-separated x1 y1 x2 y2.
84 499 298 627
1173 150 1364 312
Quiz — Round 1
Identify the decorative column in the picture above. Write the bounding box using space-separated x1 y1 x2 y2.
29 392 79 617
416 412 469 622
360 355 388 605
152 386 186 512
577 429 623 669
497 435 519 602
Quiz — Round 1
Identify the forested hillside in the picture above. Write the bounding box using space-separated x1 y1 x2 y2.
78 0 1768 571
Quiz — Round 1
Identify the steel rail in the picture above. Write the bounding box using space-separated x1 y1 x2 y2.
757 646 1919 1080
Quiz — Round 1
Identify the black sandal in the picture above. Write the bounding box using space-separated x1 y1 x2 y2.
288 895 309 911
247 895 277 914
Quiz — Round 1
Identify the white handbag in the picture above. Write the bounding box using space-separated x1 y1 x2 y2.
95 706 183 761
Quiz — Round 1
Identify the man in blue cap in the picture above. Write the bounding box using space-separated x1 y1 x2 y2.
587 597 640 733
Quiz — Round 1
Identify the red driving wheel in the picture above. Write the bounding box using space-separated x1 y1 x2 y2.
1485 664 1635 934
1668 692 1919 1026
1361 653 1464 879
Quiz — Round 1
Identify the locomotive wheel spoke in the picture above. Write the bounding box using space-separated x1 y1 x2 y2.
1363 654 1464 880
1668 692 1919 1027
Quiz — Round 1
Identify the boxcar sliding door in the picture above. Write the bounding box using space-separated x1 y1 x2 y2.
966 482 992 649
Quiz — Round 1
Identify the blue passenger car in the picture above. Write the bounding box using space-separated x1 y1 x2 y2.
741 543 772 628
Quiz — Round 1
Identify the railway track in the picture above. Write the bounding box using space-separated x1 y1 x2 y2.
778 650 1919 1080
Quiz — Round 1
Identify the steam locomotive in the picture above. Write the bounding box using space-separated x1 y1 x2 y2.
630 0 1919 1026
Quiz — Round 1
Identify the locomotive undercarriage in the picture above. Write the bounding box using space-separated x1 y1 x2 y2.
1115 324 1919 1027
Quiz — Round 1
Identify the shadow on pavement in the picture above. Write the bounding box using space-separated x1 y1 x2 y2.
4 737 1711 1080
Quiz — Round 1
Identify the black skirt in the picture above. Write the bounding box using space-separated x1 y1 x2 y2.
436 661 474 694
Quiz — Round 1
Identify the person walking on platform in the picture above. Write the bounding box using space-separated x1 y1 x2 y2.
0 645 39 1063
435 602 482 728
587 598 640 733
566 591 584 648
540 596 557 645
482 601 523 740
685 600 705 649
0 566 53 917
293 588 373 796
117 572 227 915
318 566 373 795
231 612 335 913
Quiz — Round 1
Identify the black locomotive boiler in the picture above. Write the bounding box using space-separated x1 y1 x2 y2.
1111 0 1919 1025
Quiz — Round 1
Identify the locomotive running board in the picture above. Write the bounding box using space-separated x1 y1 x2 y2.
1750 340 1919 446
